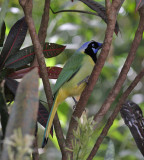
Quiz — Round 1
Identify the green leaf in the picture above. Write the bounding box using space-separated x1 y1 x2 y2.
104 139 115 160
5 43 66 69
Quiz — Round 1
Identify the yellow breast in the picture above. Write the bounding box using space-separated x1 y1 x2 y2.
61 55 95 98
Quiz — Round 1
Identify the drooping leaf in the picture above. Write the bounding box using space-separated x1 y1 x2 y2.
4 43 66 69
7 66 62 79
104 139 115 160
120 101 144 157
0 22 6 47
0 17 28 68
5 78 54 136
4 68 39 135
1 69 39 160
0 82 9 137
135 0 144 11
79 0 120 35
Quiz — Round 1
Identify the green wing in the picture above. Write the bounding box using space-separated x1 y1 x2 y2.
53 52 84 95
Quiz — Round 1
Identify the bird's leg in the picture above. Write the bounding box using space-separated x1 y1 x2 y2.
72 97 78 110
77 75 90 86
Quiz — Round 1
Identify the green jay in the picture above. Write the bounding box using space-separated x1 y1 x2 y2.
42 40 102 147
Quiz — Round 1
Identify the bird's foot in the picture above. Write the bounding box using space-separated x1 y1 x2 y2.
77 75 90 86
72 97 78 110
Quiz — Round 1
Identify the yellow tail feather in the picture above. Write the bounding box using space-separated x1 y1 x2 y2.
42 89 66 147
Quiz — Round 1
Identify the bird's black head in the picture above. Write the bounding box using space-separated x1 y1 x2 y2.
84 41 102 63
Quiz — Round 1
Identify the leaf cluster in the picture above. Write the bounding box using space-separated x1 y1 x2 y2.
5 128 34 160
67 113 96 160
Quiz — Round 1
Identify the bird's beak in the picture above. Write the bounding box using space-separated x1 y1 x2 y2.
97 43 103 50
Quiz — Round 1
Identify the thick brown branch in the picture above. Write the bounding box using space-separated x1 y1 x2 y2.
65 0 122 153
19 0 66 156
105 0 111 11
87 68 144 160
94 5 144 124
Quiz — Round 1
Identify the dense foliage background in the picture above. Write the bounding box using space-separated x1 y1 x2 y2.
0 0 144 160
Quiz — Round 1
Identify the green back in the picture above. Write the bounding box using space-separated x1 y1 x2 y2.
53 52 84 95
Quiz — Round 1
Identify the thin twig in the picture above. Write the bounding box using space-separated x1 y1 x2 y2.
50 7 99 16
94 4 144 124
38 1 67 156
38 0 51 46
65 0 122 155
19 0 53 114
32 0 51 66
87 68 144 160
19 0 66 157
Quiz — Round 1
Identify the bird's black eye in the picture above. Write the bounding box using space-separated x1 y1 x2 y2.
91 42 99 48
92 43 95 47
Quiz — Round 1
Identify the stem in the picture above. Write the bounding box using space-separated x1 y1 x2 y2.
19 0 66 157
32 0 51 66
87 68 144 160
50 7 99 16
32 136 39 160
94 4 144 125
65 0 122 155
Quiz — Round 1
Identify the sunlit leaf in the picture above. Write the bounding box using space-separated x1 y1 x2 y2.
57 102 70 128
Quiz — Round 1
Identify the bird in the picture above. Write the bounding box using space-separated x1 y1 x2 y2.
42 40 102 148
